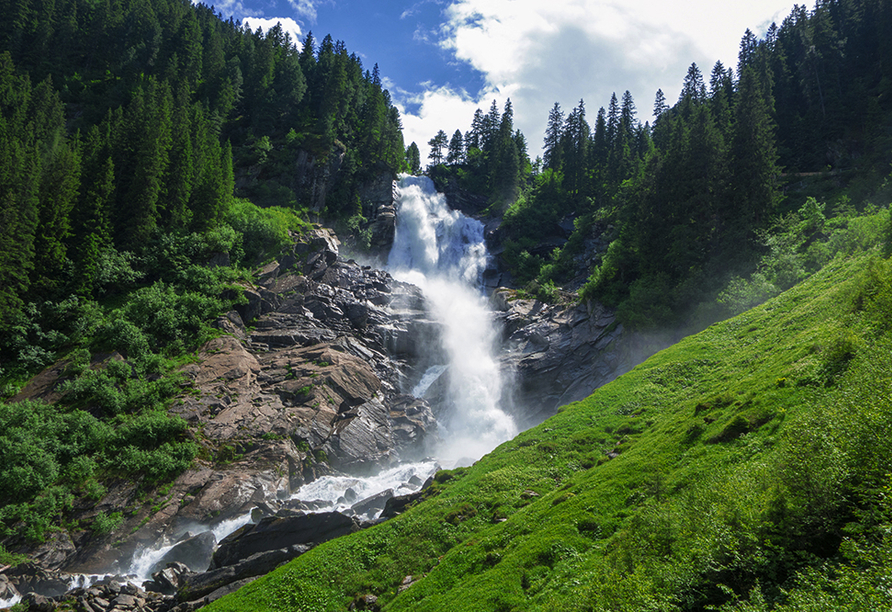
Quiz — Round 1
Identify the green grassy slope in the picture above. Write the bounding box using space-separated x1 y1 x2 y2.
207 250 892 612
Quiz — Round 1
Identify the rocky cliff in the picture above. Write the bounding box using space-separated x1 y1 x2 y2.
9 227 442 578
491 290 670 427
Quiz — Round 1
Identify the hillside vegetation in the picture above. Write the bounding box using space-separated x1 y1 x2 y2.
208 241 892 611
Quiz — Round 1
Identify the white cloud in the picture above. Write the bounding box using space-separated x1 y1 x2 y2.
242 17 304 48
396 84 501 164
399 0 793 160
286 0 320 22
193 0 260 18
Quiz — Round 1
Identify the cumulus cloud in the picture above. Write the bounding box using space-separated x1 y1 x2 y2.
286 0 320 21
398 0 792 160
397 84 500 164
193 0 260 18
242 17 304 48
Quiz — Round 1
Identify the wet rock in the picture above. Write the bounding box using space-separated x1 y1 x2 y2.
210 513 357 570
110 593 139 607
149 531 217 575
179 544 309 602
351 489 395 519
0 575 20 601
202 576 259 605
22 592 55 612
381 490 427 519
5 564 71 599
148 561 194 595
497 294 671 426
349 593 380 611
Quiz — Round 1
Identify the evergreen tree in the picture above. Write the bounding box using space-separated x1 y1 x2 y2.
738 28 758 77
405 141 421 175
679 63 707 105
69 126 114 296
0 52 39 328
447 129 464 165
561 99 589 198
543 102 564 171
606 92 620 144
491 99 520 200
467 108 485 151
731 65 779 227
427 129 447 166
653 89 667 120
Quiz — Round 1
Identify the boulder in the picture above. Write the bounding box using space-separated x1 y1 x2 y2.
381 490 427 519
0 575 20 601
148 561 194 595
149 531 217 575
179 545 309 601
351 489 395 519
210 513 358 570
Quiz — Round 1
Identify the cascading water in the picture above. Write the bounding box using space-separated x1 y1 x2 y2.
13 176 519 603
387 175 517 461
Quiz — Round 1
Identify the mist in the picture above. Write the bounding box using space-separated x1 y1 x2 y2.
387 175 517 463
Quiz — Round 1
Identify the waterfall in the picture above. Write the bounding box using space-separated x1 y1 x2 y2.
388 175 517 462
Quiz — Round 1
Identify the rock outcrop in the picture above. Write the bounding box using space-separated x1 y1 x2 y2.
494 290 671 427
54 227 441 576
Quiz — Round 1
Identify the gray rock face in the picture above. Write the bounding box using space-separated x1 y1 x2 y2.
178 545 308 602
350 489 395 519
53 227 441 576
149 531 216 575
210 512 358 570
495 290 671 426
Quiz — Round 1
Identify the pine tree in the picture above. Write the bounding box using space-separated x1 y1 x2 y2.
653 89 667 120
490 99 520 200
69 126 114 296
731 65 779 228
543 102 564 171
679 63 707 105
427 130 447 166
447 129 464 165
561 99 589 199
606 92 619 145
405 142 421 175
30 76 79 298
738 28 758 77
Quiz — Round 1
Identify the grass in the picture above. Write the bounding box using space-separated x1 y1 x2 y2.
206 250 892 612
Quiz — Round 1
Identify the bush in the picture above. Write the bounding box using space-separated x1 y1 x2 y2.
118 282 225 354
0 400 195 540
92 510 123 535
225 198 306 263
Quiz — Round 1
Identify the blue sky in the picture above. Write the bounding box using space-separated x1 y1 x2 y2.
210 0 796 160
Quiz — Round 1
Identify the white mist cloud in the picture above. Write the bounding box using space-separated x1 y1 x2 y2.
192 0 260 18
286 0 320 21
242 17 304 48
399 0 793 161
397 84 502 166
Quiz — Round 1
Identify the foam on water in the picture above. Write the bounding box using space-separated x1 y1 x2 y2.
388 175 517 461
292 460 439 514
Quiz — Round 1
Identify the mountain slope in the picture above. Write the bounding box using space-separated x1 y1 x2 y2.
207 248 892 611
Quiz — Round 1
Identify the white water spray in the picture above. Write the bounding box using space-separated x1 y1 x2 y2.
388 175 516 461
0 594 22 609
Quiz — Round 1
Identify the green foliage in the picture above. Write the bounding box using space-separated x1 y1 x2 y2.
0 396 196 542
224 199 307 264
92 511 123 535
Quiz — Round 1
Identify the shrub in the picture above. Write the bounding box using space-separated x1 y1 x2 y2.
92 511 124 535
